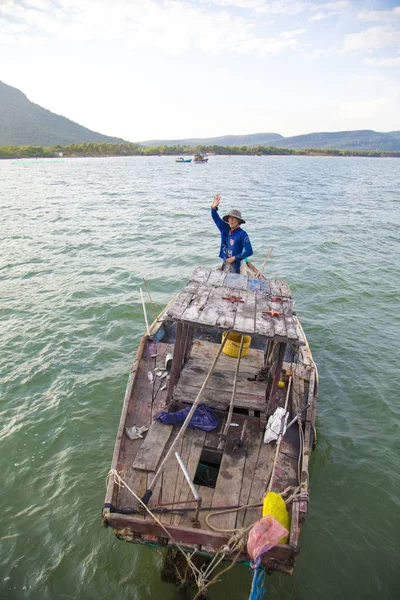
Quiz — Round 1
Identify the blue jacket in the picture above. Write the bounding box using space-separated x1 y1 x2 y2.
211 207 253 273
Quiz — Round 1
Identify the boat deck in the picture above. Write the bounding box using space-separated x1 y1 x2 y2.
114 338 302 533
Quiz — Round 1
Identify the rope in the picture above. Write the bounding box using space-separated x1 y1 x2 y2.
249 557 267 600
107 470 202 582
107 469 247 597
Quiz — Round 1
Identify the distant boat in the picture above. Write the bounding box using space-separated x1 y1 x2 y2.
193 153 208 163
176 157 192 163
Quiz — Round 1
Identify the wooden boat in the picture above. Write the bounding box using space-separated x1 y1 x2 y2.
102 266 318 581
176 157 192 163
193 153 208 162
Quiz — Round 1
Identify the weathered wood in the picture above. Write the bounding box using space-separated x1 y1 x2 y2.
182 324 195 365
289 500 300 550
210 443 247 529
159 272 302 344
132 421 173 471
180 285 212 323
174 429 207 526
234 290 256 334
166 321 184 402
190 340 264 372
196 285 237 329
207 270 227 286
243 441 276 529
236 425 264 528
107 512 298 561
190 266 212 284
267 342 287 413
224 272 248 290
163 281 200 320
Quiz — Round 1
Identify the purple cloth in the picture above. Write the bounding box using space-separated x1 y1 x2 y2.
156 404 219 431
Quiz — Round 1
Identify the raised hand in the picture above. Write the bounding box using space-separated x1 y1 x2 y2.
211 194 220 209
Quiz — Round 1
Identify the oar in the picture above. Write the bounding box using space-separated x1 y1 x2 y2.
141 330 231 505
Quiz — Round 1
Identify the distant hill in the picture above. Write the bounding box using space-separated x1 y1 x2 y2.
140 129 400 151
273 130 400 151
0 81 127 146
140 132 283 147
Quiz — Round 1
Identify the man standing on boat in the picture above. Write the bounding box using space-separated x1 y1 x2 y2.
211 194 253 273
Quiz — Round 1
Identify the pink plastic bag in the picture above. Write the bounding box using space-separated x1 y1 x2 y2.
247 515 289 562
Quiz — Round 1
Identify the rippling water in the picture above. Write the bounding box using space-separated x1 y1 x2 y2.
1 156 399 600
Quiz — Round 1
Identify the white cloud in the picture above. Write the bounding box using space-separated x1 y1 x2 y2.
0 0 307 55
364 56 400 67
343 26 400 54
201 0 310 15
309 11 334 21
357 7 400 23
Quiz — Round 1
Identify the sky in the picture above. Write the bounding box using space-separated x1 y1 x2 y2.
1 0 400 142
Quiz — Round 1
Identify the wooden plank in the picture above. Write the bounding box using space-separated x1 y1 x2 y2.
255 292 275 337
243 441 276 529
207 270 227 286
281 302 298 342
279 281 292 298
210 443 247 529
269 280 282 297
190 340 264 373
224 273 248 290
163 281 200 320
180 284 212 323
272 451 299 494
157 434 184 524
234 289 256 335
257 279 271 295
248 277 263 292
190 267 212 284
196 285 237 329
269 299 287 338
176 429 207 525
170 430 196 526
132 421 173 471
289 500 300 550
283 361 311 381
236 425 264 528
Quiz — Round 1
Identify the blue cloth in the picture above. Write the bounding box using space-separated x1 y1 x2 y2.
211 207 253 273
156 404 219 431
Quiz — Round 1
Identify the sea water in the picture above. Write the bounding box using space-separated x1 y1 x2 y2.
1 155 399 599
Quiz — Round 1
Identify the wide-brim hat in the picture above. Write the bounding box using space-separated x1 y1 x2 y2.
223 209 246 224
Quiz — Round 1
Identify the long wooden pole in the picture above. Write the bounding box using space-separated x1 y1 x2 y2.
143 278 158 320
218 334 245 450
267 376 292 494
140 288 150 336
257 247 273 278
141 331 231 505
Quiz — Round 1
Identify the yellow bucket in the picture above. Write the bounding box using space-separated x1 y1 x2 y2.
222 332 251 358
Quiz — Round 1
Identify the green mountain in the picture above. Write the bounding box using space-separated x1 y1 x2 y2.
140 129 400 151
272 129 400 151
140 132 283 147
0 81 127 146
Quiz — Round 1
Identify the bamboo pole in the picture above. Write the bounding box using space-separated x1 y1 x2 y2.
140 288 150 336
266 376 292 494
257 247 273 278
143 278 158 320
141 330 231 505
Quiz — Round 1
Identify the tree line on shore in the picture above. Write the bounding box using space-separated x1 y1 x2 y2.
1 142 399 159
